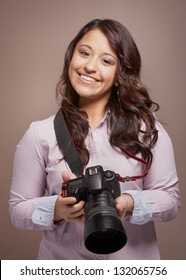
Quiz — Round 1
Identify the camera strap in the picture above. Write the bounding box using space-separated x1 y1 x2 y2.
115 151 150 182
54 108 84 176
54 108 150 181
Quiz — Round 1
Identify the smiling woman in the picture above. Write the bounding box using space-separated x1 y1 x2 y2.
68 28 118 123
9 18 180 260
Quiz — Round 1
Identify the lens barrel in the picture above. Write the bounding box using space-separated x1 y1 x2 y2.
84 191 127 254
84 212 127 254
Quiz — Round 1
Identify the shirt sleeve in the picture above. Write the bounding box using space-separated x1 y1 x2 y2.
123 121 180 225
9 122 65 231
32 195 68 232
31 195 57 226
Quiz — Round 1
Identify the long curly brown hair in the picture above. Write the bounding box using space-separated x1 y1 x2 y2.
56 19 159 168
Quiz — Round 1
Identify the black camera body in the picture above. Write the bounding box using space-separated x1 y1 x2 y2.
66 165 120 202
64 165 127 254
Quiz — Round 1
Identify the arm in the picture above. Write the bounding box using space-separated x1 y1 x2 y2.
116 121 180 224
9 122 57 230
9 122 85 230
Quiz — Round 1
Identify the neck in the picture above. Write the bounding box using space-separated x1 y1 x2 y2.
79 98 107 128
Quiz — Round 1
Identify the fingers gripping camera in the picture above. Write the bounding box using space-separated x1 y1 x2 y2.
62 165 127 254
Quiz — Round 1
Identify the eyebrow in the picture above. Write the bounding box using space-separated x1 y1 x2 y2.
78 44 117 61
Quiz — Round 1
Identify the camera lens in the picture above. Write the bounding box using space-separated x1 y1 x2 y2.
84 191 127 254
82 165 127 254
84 212 127 254
92 228 118 240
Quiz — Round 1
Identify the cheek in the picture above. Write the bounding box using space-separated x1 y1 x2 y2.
68 57 83 80
68 62 76 84
69 54 82 70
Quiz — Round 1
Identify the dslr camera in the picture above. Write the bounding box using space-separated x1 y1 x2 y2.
64 165 127 254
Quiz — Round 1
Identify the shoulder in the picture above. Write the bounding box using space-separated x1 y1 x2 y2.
155 120 172 144
30 114 55 136
153 120 175 157
19 114 57 154
29 114 57 147
140 118 174 152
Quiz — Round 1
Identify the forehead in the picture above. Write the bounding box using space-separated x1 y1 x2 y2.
76 28 116 56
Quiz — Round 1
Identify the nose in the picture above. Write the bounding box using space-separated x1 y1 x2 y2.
84 57 97 73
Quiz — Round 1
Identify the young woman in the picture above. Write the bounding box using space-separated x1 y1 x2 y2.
9 19 180 259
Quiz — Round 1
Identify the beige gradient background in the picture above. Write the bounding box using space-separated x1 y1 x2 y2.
0 0 185 259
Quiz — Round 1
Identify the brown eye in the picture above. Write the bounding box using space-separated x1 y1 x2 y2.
79 50 90 57
102 58 114 65
103 59 111 64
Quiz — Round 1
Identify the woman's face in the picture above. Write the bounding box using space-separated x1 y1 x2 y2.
68 28 118 106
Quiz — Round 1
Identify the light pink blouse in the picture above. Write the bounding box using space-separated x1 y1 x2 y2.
9 113 180 259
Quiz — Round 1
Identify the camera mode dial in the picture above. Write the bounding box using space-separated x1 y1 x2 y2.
104 170 114 178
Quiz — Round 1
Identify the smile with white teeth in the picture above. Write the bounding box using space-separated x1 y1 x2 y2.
80 74 96 82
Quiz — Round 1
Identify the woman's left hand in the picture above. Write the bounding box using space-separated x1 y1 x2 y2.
115 194 134 220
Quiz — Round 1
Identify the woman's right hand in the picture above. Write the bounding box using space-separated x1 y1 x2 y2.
54 171 85 223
